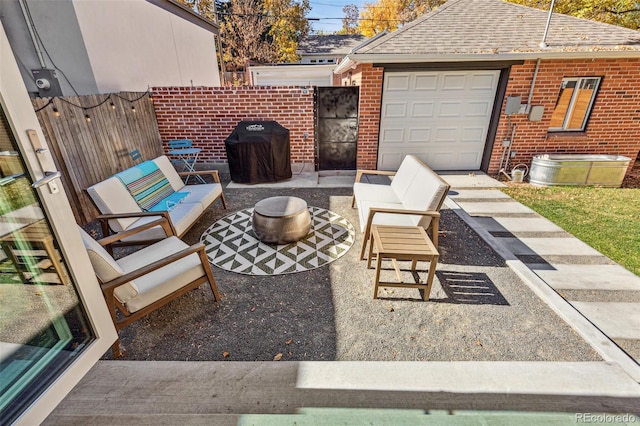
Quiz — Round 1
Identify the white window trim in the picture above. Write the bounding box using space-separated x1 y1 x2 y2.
549 76 601 132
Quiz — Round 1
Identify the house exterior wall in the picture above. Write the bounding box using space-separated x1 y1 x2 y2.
152 86 315 164
0 0 99 96
492 58 640 173
73 0 220 93
249 64 334 86
354 58 639 174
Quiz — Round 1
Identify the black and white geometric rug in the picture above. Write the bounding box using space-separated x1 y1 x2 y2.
201 207 355 276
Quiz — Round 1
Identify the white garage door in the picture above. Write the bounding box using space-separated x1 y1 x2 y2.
378 70 500 170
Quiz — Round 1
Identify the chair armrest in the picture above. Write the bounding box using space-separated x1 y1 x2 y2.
100 243 206 292
355 169 397 183
178 169 221 183
95 217 175 247
95 211 176 239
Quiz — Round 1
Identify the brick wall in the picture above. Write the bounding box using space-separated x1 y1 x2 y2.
355 64 384 169
152 86 315 164
492 58 640 174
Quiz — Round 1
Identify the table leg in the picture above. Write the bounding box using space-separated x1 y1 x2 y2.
374 254 383 299
41 237 69 285
367 233 375 269
423 254 439 301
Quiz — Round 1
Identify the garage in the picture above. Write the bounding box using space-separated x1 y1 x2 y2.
377 70 500 170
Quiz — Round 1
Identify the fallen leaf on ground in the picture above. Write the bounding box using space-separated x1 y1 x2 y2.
273 353 283 361
250 306 256 312
285 339 293 345
223 351 230 358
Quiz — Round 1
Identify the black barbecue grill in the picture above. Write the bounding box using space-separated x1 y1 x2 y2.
224 121 292 184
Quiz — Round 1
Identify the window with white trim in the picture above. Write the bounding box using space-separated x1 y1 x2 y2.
549 77 601 131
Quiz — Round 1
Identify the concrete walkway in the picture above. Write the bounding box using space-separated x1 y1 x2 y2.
44 170 640 424
442 172 640 383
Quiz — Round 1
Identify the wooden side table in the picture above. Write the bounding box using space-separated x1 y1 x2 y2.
367 225 439 301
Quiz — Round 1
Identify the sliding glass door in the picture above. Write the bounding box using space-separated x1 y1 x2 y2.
0 23 116 426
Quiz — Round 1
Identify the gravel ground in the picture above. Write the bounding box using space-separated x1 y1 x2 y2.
97 175 601 363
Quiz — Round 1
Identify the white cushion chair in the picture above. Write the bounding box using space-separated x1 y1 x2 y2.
78 217 221 358
352 155 450 259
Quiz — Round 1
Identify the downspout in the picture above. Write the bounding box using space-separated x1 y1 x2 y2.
18 0 47 68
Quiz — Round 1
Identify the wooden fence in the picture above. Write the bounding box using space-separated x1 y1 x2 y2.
33 92 162 224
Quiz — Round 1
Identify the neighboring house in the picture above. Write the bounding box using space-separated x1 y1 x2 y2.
249 34 369 87
334 0 640 175
248 63 336 86
297 34 368 65
0 0 221 97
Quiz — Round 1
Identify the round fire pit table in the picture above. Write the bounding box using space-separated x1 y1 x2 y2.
252 196 311 244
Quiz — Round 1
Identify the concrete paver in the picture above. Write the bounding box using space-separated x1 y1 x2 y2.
532 264 640 291
570 302 640 340
501 237 605 257
454 201 537 216
473 216 565 233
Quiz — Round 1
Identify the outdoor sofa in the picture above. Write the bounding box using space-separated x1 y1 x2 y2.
87 155 226 245
352 154 450 259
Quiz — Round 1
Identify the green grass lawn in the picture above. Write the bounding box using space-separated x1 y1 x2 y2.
502 185 640 276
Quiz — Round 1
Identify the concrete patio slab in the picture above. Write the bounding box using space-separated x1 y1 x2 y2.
454 201 536 216
438 172 506 189
472 217 565 234
532 265 640 291
570 302 640 340
297 361 640 396
500 237 605 257
43 360 640 424
447 189 512 200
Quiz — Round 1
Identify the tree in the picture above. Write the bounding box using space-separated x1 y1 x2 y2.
263 0 311 63
508 0 640 30
219 0 276 70
342 4 361 34
358 0 446 36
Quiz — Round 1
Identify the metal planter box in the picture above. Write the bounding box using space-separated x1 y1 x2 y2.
529 154 631 187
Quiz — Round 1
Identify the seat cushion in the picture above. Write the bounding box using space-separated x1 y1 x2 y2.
78 227 125 283
153 155 184 191
357 200 422 232
401 166 449 228
119 201 204 242
87 177 143 232
353 182 399 204
115 236 205 313
180 183 223 211
389 155 422 200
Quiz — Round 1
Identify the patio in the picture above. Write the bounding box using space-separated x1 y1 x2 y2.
95 170 601 363
43 168 640 423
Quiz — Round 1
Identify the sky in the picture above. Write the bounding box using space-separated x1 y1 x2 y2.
308 0 366 34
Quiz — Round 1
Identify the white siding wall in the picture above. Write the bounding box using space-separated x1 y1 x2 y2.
72 0 220 92
250 65 335 86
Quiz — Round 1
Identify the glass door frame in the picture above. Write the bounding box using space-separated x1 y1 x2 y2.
1 22 117 425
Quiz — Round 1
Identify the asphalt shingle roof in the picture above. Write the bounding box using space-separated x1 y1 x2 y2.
355 0 640 55
298 34 369 55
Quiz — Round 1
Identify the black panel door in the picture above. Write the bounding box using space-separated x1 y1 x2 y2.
316 87 359 170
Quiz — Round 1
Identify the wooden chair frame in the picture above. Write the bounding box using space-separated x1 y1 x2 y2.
90 218 221 358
